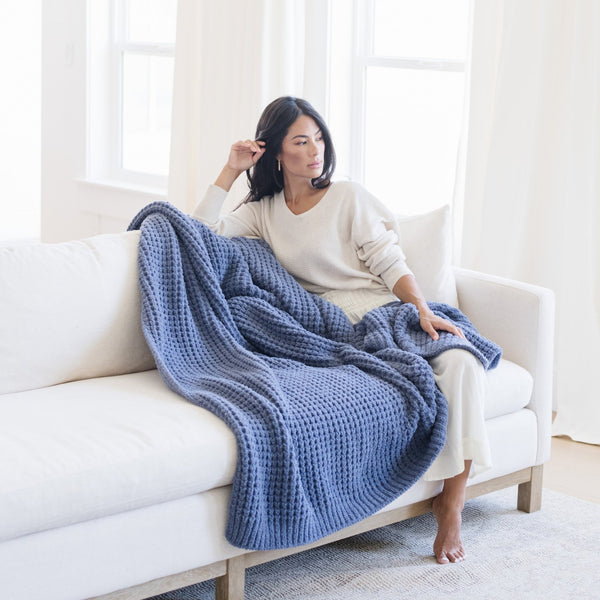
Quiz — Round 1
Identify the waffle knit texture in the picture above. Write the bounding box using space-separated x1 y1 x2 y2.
128 202 502 551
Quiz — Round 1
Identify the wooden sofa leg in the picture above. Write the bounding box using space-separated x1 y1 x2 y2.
215 556 245 600
517 465 544 513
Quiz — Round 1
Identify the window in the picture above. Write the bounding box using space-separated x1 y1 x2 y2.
88 0 470 205
328 0 471 215
88 0 177 188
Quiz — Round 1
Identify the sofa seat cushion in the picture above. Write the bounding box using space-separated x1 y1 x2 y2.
0 370 237 543
0 358 530 543
484 359 533 419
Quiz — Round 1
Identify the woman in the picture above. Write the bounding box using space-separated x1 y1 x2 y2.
193 96 492 565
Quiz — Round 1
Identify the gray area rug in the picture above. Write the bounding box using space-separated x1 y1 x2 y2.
149 488 600 600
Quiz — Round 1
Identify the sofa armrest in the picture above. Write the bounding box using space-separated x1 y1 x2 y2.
453 267 555 464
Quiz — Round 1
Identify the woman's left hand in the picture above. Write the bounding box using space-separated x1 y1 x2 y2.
390 274 466 341
419 310 466 341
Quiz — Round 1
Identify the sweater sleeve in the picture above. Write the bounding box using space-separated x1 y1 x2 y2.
352 188 413 291
192 184 261 238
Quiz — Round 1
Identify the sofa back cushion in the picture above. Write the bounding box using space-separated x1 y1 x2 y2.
0 207 457 395
0 231 155 395
397 204 458 307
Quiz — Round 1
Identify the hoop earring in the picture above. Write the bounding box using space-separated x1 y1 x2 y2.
278 160 281 172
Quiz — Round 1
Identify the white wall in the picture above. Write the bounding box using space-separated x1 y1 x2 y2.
0 1 41 242
41 0 164 243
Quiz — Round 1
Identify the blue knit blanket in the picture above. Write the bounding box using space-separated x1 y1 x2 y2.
128 202 501 551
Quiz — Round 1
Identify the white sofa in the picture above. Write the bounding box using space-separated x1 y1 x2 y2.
0 207 555 600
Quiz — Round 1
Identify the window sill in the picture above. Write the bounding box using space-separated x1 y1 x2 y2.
77 178 167 199
77 178 169 223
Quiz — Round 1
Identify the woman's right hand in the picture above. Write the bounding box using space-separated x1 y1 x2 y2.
227 139 266 172
215 140 266 191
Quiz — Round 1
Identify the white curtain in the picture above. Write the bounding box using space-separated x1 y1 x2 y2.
168 0 329 214
460 0 600 443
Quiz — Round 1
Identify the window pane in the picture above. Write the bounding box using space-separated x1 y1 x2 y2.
127 0 177 44
364 67 465 214
372 0 470 60
121 53 173 176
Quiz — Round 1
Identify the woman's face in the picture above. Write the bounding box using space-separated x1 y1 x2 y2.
277 115 325 182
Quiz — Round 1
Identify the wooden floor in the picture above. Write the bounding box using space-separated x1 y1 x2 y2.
543 436 600 504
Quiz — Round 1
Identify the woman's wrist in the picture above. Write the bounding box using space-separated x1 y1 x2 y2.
215 164 244 192
404 296 431 315
416 301 433 317
392 275 431 315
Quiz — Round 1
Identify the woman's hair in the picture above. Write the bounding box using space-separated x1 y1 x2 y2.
245 96 336 203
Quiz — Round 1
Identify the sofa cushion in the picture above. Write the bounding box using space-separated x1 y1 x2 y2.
484 359 533 419
0 231 155 394
0 358 530 543
0 370 237 542
0 210 457 394
397 205 458 307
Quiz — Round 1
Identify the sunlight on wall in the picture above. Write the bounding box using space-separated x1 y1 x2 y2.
0 1 41 242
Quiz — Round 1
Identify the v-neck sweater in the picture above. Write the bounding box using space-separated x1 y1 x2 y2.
192 181 412 306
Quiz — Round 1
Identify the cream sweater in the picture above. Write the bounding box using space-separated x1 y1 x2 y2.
193 181 412 321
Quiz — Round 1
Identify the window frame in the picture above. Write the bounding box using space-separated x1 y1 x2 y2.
87 0 175 191
344 0 469 210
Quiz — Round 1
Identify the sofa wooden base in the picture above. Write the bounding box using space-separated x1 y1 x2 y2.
90 465 543 600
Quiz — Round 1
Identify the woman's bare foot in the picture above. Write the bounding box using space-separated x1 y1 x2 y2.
431 461 471 564
432 492 466 563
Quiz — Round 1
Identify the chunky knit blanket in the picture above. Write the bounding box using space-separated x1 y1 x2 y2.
128 202 501 551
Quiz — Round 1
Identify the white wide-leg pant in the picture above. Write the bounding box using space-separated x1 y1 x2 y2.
424 348 492 481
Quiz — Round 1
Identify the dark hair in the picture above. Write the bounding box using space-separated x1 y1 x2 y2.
245 96 336 203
